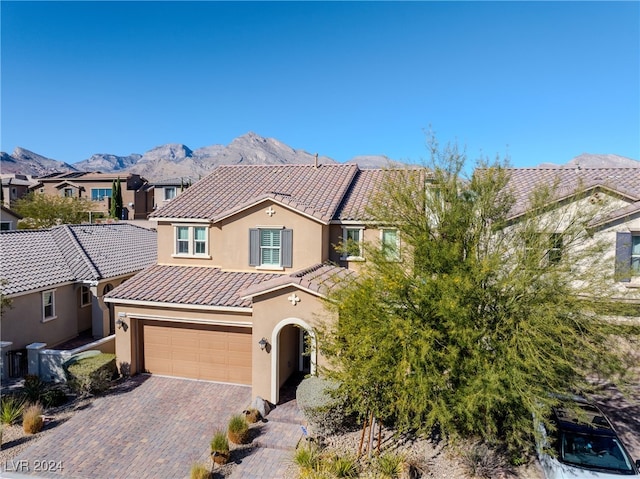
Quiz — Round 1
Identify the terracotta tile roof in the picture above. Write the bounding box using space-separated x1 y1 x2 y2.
241 263 355 298
503 167 640 219
0 223 157 296
151 164 360 223
105 265 281 308
334 169 406 221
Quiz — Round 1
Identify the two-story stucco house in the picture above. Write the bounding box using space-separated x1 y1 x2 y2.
0 223 157 379
105 164 398 403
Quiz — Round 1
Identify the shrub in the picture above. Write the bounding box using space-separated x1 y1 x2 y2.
292 443 321 473
65 353 117 396
296 376 349 436
40 386 68 408
227 414 249 444
210 429 230 464
375 452 406 479
330 454 359 478
189 463 210 479
461 442 505 479
1 395 25 425
23 374 46 403
22 403 44 434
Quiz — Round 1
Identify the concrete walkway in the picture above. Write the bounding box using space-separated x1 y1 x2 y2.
2 375 305 479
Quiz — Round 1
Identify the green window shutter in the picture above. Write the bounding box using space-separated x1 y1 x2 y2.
249 229 260 266
282 229 293 268
615 232 632 282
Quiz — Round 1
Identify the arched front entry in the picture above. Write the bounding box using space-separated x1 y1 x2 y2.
270 317 316 404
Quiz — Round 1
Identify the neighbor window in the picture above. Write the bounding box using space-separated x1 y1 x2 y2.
164 187 176 201
341 227 364 260
632 236 640 275
547 233 563 264
381 228 400 261
249 228 293 269
80 286 91 307
64 188 74 197
42 290 56 321
174 225 209 257
91 188 112 201
0 222 11 231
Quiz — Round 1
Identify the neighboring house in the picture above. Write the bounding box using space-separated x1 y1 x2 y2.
0 206 23 231
503 166 640 300
32 172 154 219
106 164 399 403
1 174 38 208
152 177 196 209
0 223 157 378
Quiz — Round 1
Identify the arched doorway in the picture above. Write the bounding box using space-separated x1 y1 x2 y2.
270 317 316 404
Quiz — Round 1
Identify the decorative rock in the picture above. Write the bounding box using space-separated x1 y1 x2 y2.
250 396 273 418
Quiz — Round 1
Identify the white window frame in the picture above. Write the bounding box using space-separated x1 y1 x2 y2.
380 228 401 261
91 188 112 201
164 187 177 201
172 224 210 258
42 290 56 322
0 221 11 231
631 235 640 276
80 286 92 307
259 228 282 268
64 187 74 197
341 226 364 261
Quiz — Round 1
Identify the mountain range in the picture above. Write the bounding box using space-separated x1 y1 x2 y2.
1 132 637 181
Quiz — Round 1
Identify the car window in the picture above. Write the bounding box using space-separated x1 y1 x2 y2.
560 431 634 473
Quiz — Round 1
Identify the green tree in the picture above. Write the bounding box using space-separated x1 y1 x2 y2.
0 279 12 315
110 179 117 218
14 192 94 229
115 177 123 219
320 138 636 454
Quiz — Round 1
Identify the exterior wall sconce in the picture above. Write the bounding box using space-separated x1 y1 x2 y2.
116 318 128 332
258 337 269 351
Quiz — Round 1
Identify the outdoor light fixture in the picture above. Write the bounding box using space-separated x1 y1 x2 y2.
258 337 268 351
116 318 128 331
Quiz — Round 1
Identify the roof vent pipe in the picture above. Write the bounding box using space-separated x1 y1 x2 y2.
314 153 318 169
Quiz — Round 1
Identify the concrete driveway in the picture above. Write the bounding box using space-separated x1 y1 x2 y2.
5 375 253 479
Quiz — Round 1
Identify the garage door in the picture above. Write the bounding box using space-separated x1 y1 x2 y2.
141 322 252 384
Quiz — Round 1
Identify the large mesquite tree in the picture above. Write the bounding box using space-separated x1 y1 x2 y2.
320 139 637 453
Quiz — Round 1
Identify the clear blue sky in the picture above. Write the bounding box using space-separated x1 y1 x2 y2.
1 1 639 167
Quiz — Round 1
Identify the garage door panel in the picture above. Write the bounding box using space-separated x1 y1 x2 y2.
142 321 251 384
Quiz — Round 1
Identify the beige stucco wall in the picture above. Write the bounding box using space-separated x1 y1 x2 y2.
250 286 334 402
1 285 80 350
156 201 329 272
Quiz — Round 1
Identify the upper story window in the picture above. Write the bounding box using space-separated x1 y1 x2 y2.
0 222 11 231
42 290 56 322
341 227 364 260
381 228 400 261
91 188 112 201
174 225 209 257
80 286 91 307
249 228 293 269
164 187 177 201
64 188 74 197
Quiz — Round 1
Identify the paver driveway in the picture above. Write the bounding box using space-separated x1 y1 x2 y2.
6 375 252 479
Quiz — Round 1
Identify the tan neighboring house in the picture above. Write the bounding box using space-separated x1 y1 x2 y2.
0 206 23 231
33 172 154 220
1 174 38 208
105 164 398 403
153 177 196 210
0 223 157 379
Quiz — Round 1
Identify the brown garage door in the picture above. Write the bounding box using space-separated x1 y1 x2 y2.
141 322 252 384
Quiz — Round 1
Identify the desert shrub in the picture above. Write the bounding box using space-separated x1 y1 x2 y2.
461 442 505 478
210 430 229 453
22 403 44 434
375 452 406 479
330 454 359 478
296 376 350 436
65 353 117 396
23 374 46 403
189 463 210 479
1 395 25 425
227 414 249 444
292 443 321 473
40 386 68 408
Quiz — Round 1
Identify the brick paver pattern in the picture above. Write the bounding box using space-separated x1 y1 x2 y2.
4 375 305 479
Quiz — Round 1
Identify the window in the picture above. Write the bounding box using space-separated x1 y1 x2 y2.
91 188 112 201
42 290 56 321
64 188 74 197
547 233 563 264
80 286 91 307
174 225 209 257
381 228 400 261
164 187 177 201
614 232 639 282
632 236 640 275
341 227 364 260
0 222 11 231
249 228 292 268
